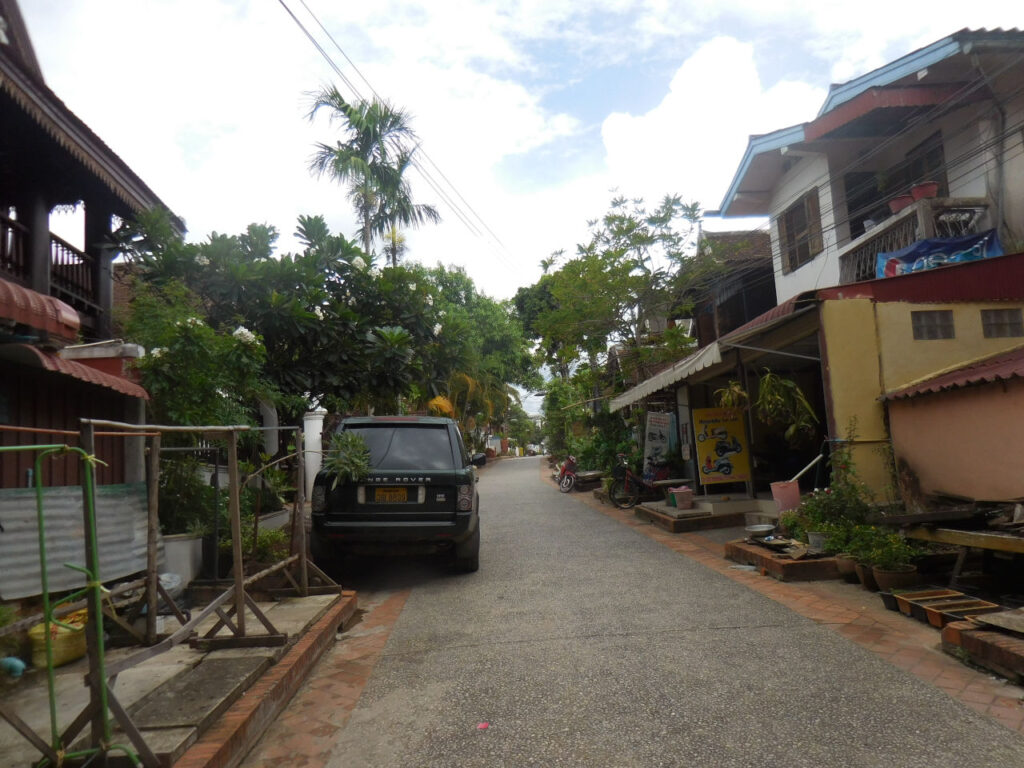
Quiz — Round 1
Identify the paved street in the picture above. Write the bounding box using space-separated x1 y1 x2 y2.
242 456 1024 767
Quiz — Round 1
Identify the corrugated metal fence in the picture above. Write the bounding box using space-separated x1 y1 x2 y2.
0 483 153 600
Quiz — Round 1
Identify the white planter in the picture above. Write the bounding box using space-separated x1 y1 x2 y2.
162 533 203 586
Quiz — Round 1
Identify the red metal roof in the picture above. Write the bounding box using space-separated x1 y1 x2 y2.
0 275 80 342
883 345 1024 401
0 343 149 399
817 251 1024 303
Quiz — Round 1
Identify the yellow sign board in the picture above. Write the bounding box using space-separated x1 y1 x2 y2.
693 408 751 484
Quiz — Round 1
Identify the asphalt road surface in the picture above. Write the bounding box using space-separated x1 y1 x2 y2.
317 456 1024 767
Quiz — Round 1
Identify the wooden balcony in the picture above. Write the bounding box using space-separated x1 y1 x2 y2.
838 197 991 284
1 210 103 332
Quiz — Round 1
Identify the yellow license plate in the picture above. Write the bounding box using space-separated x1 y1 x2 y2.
375 487 407 503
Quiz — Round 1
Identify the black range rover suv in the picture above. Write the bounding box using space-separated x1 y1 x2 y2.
310 416 486 572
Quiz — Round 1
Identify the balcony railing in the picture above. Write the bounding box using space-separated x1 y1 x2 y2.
838 197 991 284
1 211 29 282
50 233 97 311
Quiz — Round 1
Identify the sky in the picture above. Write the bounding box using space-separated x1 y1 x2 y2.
19 1 1023 301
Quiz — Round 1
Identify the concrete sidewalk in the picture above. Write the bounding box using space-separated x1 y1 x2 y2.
0 589 356 767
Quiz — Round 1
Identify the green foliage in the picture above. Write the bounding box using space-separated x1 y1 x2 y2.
116 208 537 427
754 370 818 445
219 522 290 564
517 195 705 381
565 410 637 474
323 432 371 489
158 457 217 535
869 532 919 570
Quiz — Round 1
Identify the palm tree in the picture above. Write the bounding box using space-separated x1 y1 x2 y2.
307 87 440 255
381 225 407 268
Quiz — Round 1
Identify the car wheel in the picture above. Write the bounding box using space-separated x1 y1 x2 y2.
454 525 480 573
559 474 576 493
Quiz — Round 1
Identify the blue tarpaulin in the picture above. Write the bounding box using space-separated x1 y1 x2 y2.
876 229 1003 279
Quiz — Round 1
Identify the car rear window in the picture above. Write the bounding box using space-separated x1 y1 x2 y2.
343 425 456 470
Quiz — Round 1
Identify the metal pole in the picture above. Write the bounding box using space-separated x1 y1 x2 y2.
227 432 246 635
212 451 220 580
145 434 161 644
78 422 107 748
295 428 308 594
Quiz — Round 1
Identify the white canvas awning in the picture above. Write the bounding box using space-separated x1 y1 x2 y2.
609 342 723 412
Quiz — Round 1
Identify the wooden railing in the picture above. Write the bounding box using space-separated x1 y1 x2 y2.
49 233 98 311
1 212 29 283
838 197 991 284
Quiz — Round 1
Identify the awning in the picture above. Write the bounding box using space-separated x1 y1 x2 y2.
609 342 722 413
0 276 80 342
0 343 149 399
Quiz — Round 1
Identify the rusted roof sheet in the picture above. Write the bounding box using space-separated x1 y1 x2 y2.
883 345 1024 401
0 275 80 342
0 343 149 399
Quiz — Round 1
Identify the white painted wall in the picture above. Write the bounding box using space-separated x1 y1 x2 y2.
769 153 840 302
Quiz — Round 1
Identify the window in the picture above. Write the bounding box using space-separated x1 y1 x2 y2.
981 308 1024 338
776 188 823 274
911 310 954 340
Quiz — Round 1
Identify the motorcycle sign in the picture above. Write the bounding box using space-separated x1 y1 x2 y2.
692 408 750 484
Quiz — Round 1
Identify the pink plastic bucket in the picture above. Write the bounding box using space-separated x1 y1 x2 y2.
770 481 801 513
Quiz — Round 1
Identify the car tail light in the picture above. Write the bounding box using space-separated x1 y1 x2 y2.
311 485 326 513
457 484 473 511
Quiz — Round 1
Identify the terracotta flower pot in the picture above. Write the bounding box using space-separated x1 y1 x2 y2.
872 564 919 592
834 553 859 584
888 195 915 214
911 181 940 200
854 562 879 592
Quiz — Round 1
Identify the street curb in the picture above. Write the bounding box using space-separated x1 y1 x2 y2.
173 590 358 768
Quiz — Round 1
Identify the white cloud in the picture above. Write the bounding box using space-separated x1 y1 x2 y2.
21 0 1024 302
601 37 825 209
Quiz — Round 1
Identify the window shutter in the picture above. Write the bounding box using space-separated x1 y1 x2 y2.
805 188 823 257
775 215 790 274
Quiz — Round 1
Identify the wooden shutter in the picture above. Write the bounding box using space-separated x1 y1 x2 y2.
775 214 790 274
805 188 823 258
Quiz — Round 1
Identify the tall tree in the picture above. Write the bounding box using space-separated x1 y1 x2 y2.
307 87 440 254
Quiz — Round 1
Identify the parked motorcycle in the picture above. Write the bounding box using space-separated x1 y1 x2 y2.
557 455 578 492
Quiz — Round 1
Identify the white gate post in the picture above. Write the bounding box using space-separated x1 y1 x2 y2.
303 409 327 495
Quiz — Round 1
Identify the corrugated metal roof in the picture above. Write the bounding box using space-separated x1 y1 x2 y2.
0 343 149 399
883 345 1024 401
0 275 80 341
0 483 154 600
817 250 1024 303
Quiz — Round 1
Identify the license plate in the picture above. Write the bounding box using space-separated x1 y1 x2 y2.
374 487 407 503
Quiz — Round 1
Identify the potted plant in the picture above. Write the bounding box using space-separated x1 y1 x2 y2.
322 431 371 488
911 180 940 200
846 524 885 591
871 533 920 591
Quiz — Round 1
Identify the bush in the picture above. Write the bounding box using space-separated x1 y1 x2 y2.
158 456 216 535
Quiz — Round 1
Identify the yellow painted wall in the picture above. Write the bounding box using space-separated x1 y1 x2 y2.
820 297 1024 498
819 299 890 494
875 302 1024 391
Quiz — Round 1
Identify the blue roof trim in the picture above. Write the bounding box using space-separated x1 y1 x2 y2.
818 35 963 116
719 124 805 216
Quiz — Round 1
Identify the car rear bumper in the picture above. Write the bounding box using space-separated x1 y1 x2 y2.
311 511 477 556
